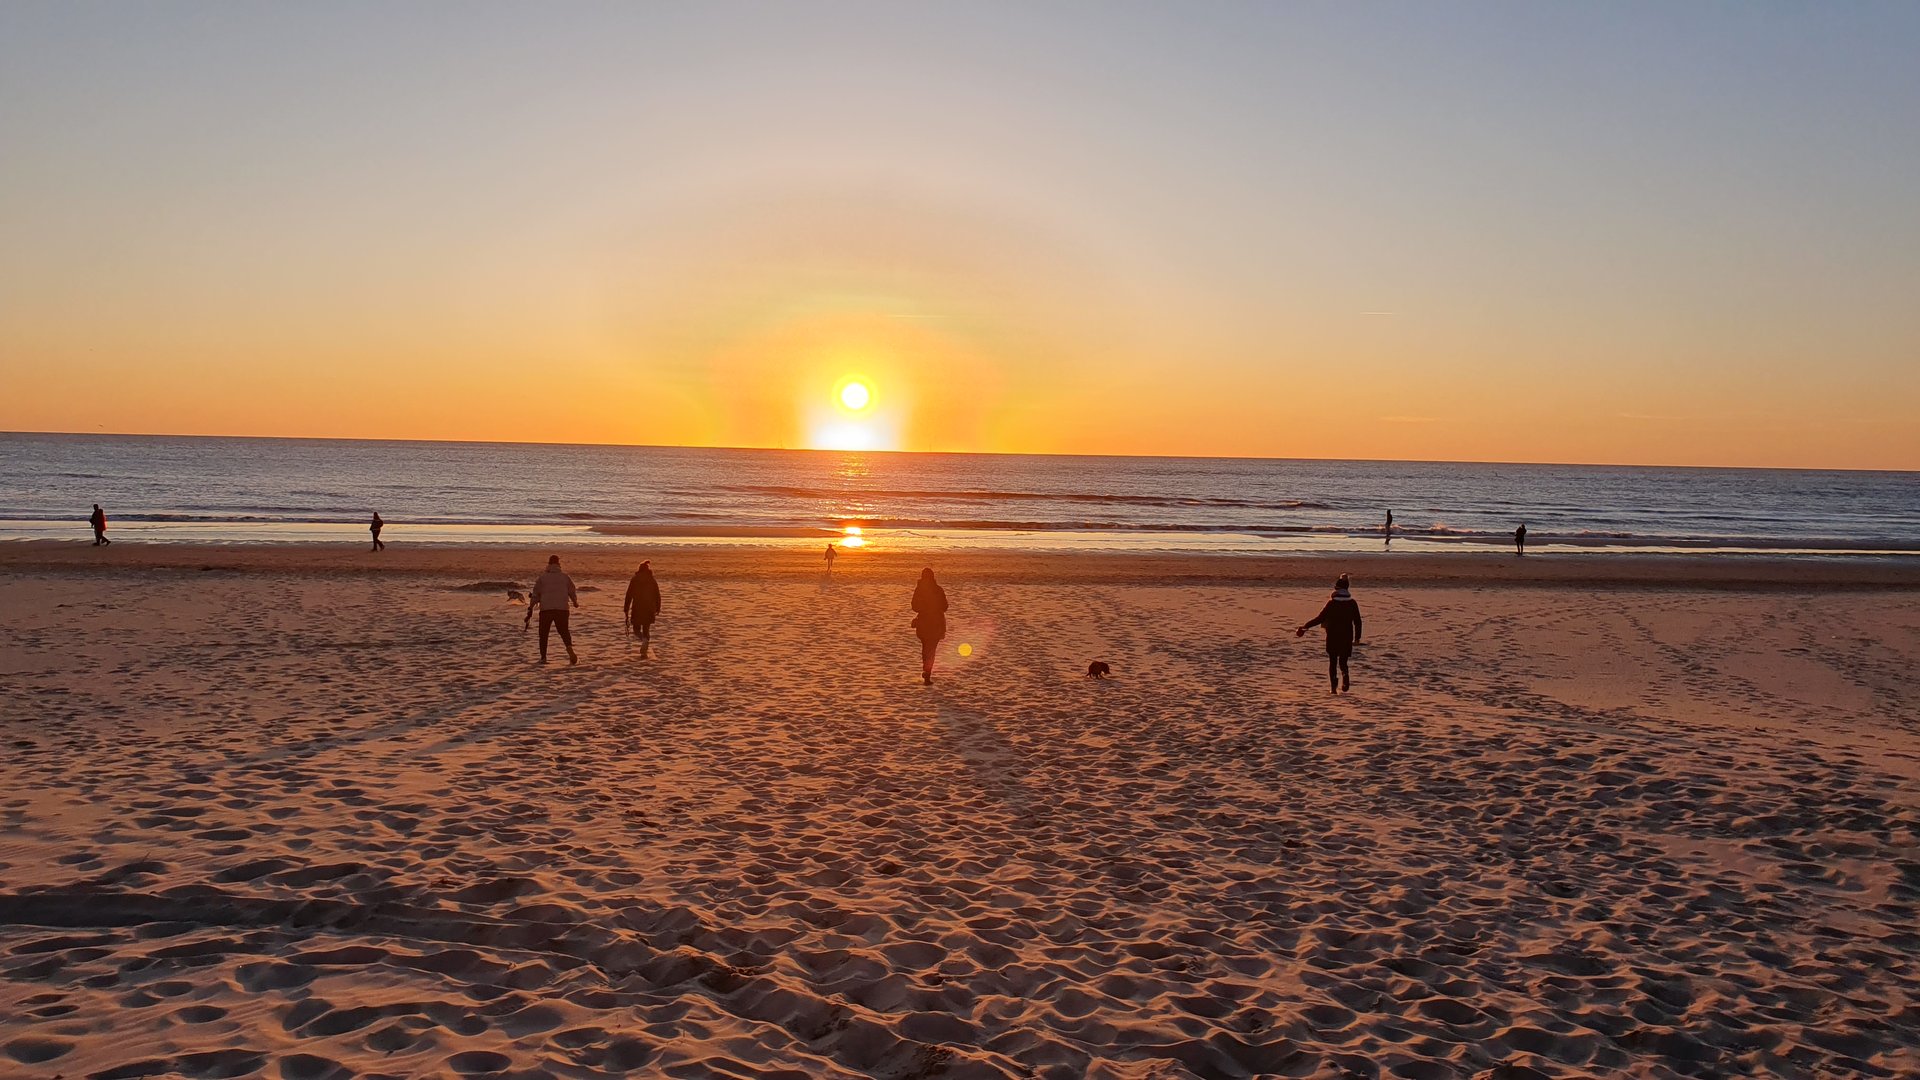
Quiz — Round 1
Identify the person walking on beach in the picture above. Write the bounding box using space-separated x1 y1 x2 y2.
1297 574 1363 694
911 567 948 685
369 512 385 552
1384 509 1393 547
623 560 662 658
825 542 837 573
1515 522 1527 556
530 555 579 665
89 504 109 546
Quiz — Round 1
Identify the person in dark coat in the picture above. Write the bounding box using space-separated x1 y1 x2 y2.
370 512 385 552
1515 522 1527 555
1297 574 1363 694
623 560 662 658
911 568 948 685
90 504 110 546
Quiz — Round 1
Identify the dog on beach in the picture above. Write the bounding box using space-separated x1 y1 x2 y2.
1086 661 1111 679
507 589 525 604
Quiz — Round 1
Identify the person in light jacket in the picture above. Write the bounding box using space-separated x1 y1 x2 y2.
530 555 580 665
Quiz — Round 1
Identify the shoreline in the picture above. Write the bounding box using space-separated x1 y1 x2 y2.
6 540 1920 590
4 519 1916 558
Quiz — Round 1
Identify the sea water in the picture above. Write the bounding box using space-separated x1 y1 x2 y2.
2 433 1914 555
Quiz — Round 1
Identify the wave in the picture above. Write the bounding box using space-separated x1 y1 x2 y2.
708 485 1334 512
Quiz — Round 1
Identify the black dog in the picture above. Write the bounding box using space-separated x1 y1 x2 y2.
1085 661 1111 679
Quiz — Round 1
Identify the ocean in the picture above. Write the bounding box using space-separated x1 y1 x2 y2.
2 433 1914 555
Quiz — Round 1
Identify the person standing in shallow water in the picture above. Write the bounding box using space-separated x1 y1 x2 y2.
911 568 948 685
530 555 579 665
623 560 661 658
1515 522 1527 556
824 543 837 573
1297 574 1363 694
369 512 385 552
90 504 109 546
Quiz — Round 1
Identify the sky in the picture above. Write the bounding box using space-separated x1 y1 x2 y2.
2 2 1917 469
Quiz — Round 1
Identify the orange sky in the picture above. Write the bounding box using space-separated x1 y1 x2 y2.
3 5 1916 469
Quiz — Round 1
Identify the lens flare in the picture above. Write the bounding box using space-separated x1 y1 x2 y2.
957 643 973 657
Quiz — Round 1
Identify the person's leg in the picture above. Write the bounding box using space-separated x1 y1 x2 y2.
921 638 936 683
556 611 576 663
1338 652 1350 692
538 611 552 661
1327 653 1339 692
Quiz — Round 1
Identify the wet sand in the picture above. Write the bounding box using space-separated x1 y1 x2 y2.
1 543 1916 1078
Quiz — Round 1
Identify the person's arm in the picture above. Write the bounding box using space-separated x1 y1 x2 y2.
1352 605 1362 644
568 577 579 608
1296 601 1332 636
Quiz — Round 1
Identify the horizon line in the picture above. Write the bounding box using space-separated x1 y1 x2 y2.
2 428 1913 476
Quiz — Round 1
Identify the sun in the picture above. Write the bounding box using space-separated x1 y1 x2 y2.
839 380 872 411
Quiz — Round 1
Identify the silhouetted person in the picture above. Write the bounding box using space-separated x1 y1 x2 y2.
90 504 109 546
1384 509 1393 547
623 560 662 658
370 512 385 552
911 567 948 685
1297 574 1363 694
531 555 579 665
1515 522 1527 556
825 543 837 572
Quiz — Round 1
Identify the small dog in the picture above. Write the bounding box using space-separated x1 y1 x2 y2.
1085 661 1111 679
507 589 525 604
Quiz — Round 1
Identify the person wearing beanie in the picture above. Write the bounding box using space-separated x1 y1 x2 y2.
1296 574 1363 694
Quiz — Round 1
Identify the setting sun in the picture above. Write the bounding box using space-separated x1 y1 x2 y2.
840 381 872 411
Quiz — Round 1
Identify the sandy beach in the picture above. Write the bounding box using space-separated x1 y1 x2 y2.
2 543 1916 1079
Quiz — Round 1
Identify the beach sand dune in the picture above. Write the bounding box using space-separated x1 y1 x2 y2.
2 548 1916 1078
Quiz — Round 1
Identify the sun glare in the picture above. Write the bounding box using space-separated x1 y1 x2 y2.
810 375 896 451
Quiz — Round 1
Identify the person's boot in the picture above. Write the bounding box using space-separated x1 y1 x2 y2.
568 648 578 666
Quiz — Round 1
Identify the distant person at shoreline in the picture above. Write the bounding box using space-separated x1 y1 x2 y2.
911 567 948 685
825 542 837 573
370 512 385 552
1297 574 1363 694
1384 509 1393 547
530 555 580 665
1515 522 1527 556
90 504 109 546
623 560 661 658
